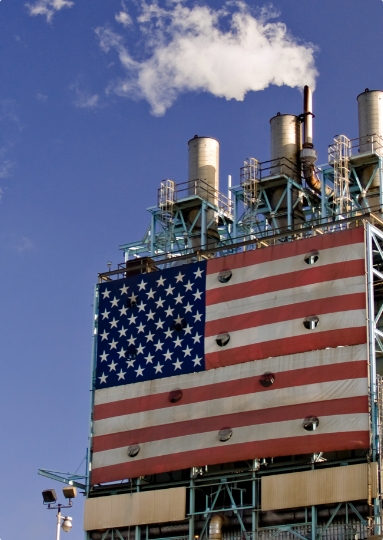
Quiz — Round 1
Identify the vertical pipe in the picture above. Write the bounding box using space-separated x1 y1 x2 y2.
86 284 99 497
189 470 195 540
287 182 292 230
252 460 258 540
321 170 327 220
201 201 207 250
150 213 155 257
379 157 383 212
135 478 141 540
367 223 378 462
311 506 316 540
233 191 238 242
366 222 381 535
303 86 313 145
228 175 232 203
56 510 61 540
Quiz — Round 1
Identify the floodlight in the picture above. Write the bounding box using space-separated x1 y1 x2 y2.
62 486 77 499
42 489 57 504
61 517 73 532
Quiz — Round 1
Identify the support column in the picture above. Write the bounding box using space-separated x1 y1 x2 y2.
366 223 382 536
252 460 258 540
201 201 207 250
135 478 141 540
189 470 195 540
150 212 155 256
311 506 316 540
379 157 383 213
287 181 292 230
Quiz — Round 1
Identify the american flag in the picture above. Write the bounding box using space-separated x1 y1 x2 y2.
91 227 369 485
95 261 206 388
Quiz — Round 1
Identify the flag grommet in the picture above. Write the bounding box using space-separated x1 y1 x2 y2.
260 372 275 387
218 270 232 283
216 333 230 347
302 416 319 431
168 389 183 403
172 318 186 332
304 251 319 265
127 444 140 457
218 428 233 442
303 316 319 330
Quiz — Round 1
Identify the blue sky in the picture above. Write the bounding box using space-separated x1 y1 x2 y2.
0 0 383 538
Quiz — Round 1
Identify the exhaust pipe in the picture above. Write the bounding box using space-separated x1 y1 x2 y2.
209 515 225 540
300 86 332 197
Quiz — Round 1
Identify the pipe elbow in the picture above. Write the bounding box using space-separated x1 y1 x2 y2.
304 169 333 198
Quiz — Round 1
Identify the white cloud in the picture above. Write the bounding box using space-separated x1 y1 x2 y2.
0 100 22 187
25 0 74 23
15 236 35 253
70 84 100 109
115 1 133 27
0 160 12 179
96 1 318 116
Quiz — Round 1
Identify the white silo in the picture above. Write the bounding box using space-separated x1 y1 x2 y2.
357 89 383 189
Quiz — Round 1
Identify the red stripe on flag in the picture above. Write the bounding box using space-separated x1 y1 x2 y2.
92 396 368 452
206 261 365 305
207 228 364 275
94 361 368 420
205 328 367 369
205 294 365 337
91 431 369 484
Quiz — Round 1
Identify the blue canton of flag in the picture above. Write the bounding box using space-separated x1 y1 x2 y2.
95 261 206 389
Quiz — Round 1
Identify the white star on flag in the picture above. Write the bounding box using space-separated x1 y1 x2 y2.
108 360 118 371
156 276 166 287
102 288 111 298
138 279 147 291
154 362 163 373
99 373 108 383
135 365 144 376
119 284 129 295
173 359 183 370
117 369 126 380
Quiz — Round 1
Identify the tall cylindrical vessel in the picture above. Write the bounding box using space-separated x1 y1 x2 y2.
188 136 219 203
357 89 383 188
187 136 220 248
270 114 301 181
269 114 303 229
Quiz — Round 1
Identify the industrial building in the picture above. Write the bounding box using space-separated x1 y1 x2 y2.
83 88 383 540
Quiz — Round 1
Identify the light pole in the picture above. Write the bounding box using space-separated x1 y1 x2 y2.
42 487 77 540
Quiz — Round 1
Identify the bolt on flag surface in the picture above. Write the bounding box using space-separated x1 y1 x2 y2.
91 227 369 484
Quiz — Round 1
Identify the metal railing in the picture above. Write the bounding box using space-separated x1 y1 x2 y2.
157 179 233 216
240 157 301 183
329 134 383 161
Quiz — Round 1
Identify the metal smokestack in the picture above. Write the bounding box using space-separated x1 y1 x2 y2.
357 88 383 189
187 135 220 248
303 85 313 145
300 85 331 196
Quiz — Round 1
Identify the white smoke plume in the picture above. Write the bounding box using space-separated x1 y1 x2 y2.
25 0 74 23
96 1 318 116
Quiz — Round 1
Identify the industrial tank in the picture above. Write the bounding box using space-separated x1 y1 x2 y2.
357 89 383 188
269 114 302 229
187 136 220 247
188 136 219 203
270 114 301 181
